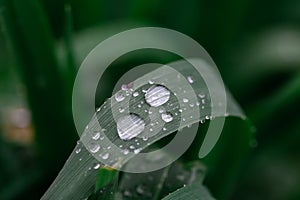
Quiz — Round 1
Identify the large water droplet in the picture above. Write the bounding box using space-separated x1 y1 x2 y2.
145 85 170 107
161 112 173 122
117 114 145 140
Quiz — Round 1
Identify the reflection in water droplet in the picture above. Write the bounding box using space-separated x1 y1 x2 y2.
115 92 125 102
187 76 194 84
117 114 145 140
145 85 170 107
161 112 173 122
89 143 100 153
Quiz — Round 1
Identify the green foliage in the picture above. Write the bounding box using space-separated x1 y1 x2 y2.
0 0 300 199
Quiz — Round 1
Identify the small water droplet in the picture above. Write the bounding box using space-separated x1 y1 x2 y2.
159 108 164 113
148 80 154 84
75 148 81 154
102 153 109 160
133 91 139 97
92 131 100 140
198 93 205 98
117 114 145 140
94 163 101 169
123 149 129 155
161 112 173 123
115 92 125 102
183 98 189 103
89 143 100 153
187 76 194 84
142 136 148 141
130 145 135 149
119 107 125 113
123 190 132 197
134 148 141 154
162 127 167 131
145 85 170 107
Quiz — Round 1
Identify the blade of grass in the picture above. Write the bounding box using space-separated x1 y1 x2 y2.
42 59 250 199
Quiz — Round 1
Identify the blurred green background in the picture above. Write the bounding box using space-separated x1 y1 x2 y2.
0 0 300 199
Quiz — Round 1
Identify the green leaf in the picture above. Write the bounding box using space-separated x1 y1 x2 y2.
162 182 215 200
42 58 250 199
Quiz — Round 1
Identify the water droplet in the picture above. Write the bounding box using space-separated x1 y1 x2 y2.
121 84 129 91
187 76 194 84
159 108 164 113
96 107 101 112
142 136 148 141
123 149 129 155
123 190 132 197
133 91 139 97
75 148 81 154
102 153 109 160
89 143 100 153
162 127 167 131
94 163 101 169
145 85 170 107
119 107 125 113
92 131 100 140
117 114 145 140
198 93 205 98
161 112 173 123
183 98 189 103
148 80 154 84
115 92 125 102
134 148 141 154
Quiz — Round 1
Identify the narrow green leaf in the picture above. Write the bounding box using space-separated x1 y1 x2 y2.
42 59 249 199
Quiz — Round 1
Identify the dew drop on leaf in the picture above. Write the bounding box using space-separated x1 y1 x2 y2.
117 114 145 140
102 153 109 160
115 91 125 102
145 85 170 107
89 143 100 153
161 112 173 123
133 91 139 97
92 131 100 140
187 76 194 84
